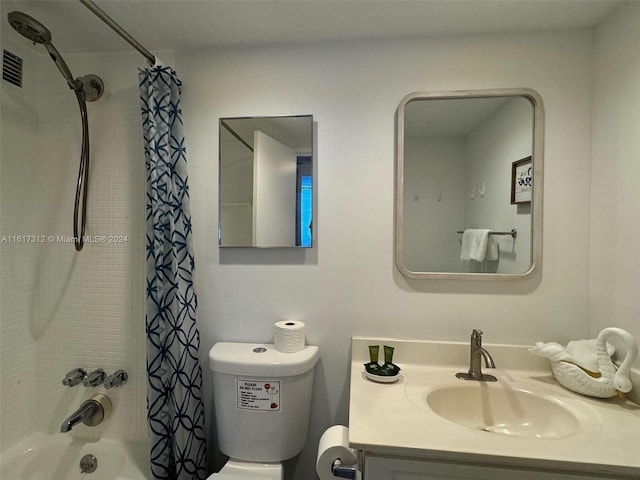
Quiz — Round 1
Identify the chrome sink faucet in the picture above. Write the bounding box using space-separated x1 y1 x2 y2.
456 329 497 382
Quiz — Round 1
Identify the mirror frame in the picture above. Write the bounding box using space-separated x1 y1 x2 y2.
394 88 544 280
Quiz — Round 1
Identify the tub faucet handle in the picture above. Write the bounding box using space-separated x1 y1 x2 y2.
83 369 107 387
104 369 128 389
62 368 87 387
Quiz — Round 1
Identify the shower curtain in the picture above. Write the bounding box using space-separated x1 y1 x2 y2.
140 65 207 480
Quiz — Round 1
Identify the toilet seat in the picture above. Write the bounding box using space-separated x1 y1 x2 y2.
207 458 282 480
208 475 265 480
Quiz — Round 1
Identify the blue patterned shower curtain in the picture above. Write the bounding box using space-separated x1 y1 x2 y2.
139 66 207 480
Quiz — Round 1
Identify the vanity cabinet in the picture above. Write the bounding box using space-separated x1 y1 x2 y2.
364 454 613 480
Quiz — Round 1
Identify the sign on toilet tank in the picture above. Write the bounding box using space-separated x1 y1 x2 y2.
236 379 281 412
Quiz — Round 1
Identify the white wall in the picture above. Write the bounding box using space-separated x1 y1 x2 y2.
590 3 640 368
178 29 594 479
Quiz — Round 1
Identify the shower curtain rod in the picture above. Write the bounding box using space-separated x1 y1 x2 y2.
79 0 156 67
220 120 254 153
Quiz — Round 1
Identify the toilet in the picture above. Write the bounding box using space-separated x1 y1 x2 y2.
207 342 320 479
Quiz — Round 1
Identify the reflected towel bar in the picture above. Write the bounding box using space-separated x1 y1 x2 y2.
457 229 517 239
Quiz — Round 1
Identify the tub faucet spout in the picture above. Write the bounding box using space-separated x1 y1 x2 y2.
61 401 98 432
60 394 112 433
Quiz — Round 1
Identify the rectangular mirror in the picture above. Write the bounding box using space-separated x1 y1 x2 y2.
219 115 313 248
395 89 544 280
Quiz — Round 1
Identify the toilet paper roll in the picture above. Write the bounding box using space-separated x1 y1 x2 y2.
274 320 306 353
316 425 357 480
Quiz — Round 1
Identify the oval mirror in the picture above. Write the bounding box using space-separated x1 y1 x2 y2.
395 89 544 280
219 115 313 248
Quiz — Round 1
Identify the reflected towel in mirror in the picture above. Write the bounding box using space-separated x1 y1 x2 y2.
460 229 498 262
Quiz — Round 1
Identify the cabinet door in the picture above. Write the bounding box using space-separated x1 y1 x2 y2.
365 454 598 480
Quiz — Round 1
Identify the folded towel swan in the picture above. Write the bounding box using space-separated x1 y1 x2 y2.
530 327 638 398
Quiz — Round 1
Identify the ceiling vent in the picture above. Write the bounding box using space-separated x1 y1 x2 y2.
3 50 23 87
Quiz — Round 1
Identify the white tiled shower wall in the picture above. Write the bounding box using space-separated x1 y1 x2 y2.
0 40 162 447
0 37 40 447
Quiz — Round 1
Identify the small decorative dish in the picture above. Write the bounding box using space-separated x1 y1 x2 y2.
364 371 400 383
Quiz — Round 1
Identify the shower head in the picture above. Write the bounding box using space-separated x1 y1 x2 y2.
8 11 51 44
7 11 77 88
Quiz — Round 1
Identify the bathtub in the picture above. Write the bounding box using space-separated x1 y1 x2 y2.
0 432 151 479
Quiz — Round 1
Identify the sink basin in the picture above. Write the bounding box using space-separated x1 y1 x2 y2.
405 372 600 439
426 384 580 438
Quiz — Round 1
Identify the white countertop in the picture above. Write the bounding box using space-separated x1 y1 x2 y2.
349 337 640 478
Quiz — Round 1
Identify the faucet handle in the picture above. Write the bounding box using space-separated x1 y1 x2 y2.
104 369 128 389
83 369 107 387
472 329 483 337
62 368 87 387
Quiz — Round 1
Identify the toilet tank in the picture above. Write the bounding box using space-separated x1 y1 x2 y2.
209 342 319 462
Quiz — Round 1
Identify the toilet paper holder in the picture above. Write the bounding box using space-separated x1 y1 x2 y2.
332 458 357 479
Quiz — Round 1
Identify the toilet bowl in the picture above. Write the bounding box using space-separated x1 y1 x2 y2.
207 342 319 480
